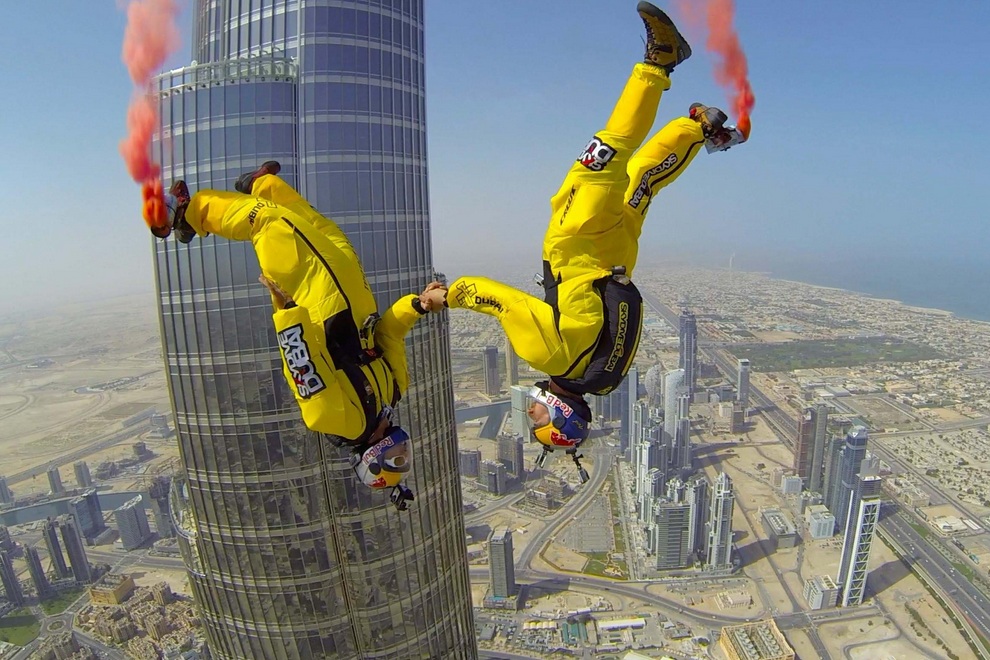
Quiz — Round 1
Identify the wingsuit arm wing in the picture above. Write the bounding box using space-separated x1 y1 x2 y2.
375 293 426 397
445 277 565 371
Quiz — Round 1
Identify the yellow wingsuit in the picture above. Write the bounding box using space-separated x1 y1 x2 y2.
445 63 706 395
182 175 425 443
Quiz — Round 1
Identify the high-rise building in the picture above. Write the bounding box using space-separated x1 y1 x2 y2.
644 364 663 408
685 475 709 556
837 466 882 607
645 468 665 507
58 514 92 584
488 528 516 599
795 405 829 492
631 400 647 481
147 477 174 539
509 385 530 438
675 392 692 471
662 369 686 451
459 449 482 479
483 346 500 396
650 502 692 569
794 408 815 488
42 518 71 580
665 474 708 557
678 310 697 393
822 435 844 514
47 466 64 496
619 367 639 457
706 472 735 570
152 2 474 657
483 461 508 496
634 403 663 520
0 550 24 606
831 426 869 526
115 496 152 551
497 436 525 479
505 338 519 387
636 468 667 525
73 461 93 488
69 489 105 541
808 404 829 493
736 359 750 407
24 546 51 600
0 476 11 505
593 385 624 423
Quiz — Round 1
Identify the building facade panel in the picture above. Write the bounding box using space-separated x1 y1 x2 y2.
153 2 473 658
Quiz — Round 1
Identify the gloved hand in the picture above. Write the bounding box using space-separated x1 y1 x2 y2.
688 103 728 138
419 282 447 312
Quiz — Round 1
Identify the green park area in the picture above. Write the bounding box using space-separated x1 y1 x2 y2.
40 587 84 615
732 336 945 372
0 608 40 646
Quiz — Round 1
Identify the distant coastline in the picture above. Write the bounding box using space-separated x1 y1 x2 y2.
763 259 990 325
772 276 960 319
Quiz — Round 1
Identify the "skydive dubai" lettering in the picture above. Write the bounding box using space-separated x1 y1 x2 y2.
277 324 327 397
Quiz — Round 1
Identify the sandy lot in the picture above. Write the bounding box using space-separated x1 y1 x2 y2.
0 293 172 497
819 616 902 659
926 407 973 424
542 541 589 573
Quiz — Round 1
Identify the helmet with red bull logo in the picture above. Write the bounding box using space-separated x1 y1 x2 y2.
527 381 592 451
350 426 412 489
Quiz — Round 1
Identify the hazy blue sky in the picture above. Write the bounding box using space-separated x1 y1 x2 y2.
2 1 988 313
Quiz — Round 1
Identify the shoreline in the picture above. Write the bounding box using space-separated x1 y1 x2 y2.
772 277 953 316
764 273 989 326
663 265 990 326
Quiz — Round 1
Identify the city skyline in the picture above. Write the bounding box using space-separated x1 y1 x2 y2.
2 0 990 657
4 260 990 657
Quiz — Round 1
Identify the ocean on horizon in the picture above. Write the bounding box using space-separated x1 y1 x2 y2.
764 256 990 323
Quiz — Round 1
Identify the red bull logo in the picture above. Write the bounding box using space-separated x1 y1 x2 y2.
362 436 396 465
544 393 573 417
549 430 575 447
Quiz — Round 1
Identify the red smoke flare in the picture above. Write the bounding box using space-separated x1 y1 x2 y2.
704 0 754 138
119 0 181 233
676 0 755 139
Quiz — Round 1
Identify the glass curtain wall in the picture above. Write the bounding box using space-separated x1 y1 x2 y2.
153 2 474 658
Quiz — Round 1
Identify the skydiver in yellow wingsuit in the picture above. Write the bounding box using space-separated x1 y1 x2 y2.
422 2 746 480
149 163 443 510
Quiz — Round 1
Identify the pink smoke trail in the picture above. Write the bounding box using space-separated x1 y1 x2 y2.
118 0 181 233
676 0 755 139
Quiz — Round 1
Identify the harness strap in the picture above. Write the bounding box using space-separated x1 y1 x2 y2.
552 275 643 396
324 311 390 444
